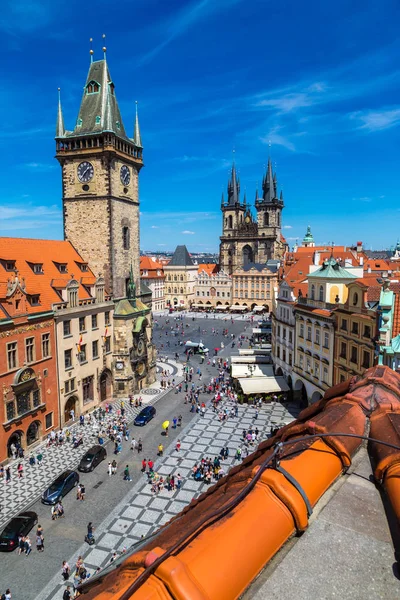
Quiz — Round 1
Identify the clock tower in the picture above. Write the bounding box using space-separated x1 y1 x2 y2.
55 53 143 299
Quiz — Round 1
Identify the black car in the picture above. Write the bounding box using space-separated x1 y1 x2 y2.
41 469 79 504
0 511 38 552
78 445 107 472
134 405 156 426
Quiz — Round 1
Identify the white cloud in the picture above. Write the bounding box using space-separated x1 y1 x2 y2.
182 230 195 235
151 225 159 229
24 162 56 172
283 225 292 229
350 108 400 132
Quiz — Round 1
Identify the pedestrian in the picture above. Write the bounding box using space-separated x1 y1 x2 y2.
5 466 11 484
62 560 71 581
254 408 259 420
17 535 25 555
76 484 82 500
36 525 44 551
236 447 242 461
62 585 72 600
148 459 154 473
10 443 17 459
130 437 136 451
176 473 182 489
173 416 177 429
17 462 23 479
70 409 75 422
24 535 32 555
176 439 181 452
0 465 3 481
108 462 112 477
111 459 117 475
29 453 36 466
80 483 86 501
36 530 44 552
137 438 143 453
141 458 147 473
3 590 11 600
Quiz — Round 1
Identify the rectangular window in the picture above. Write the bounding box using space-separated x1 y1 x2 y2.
17 392 30 415
7 342 17 370
350 346 358 364
118 382 125 391
340 342 347 359
41 333 50 358
352 322 359 335
315 329 320 345
362 351 370 368
307 326 312 341
323 367 328 383
282 350 286 363
277 325 281 337
32 389 40 408
25 337 35 363
306 358 311 372
64 349 72 369
276 346 280 359
341 319 348 331
91 314 98 329
323 332 329 348
79 344 87 363
289 353 292 366
79 316 86 332
92 340 99 359
45 413 53 429
299 353 304 369
63 320 71 337
64 378 76 394
282 328 286 339
82 376 94 404
363 325 371 338
6 402 15 421
105 311 110 326
289 331 293 343
299 323 304 338
105 336 111 353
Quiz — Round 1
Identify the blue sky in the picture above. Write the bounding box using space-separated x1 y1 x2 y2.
0 0 399 252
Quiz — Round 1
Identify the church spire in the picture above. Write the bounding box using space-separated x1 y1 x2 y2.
262 158 276 203
134 101 142 147
104 84 113 132
227 161 240 205
56 88 65 138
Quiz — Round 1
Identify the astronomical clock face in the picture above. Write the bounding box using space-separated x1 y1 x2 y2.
137 339 145 356
77 161 94 182
120 165 131 185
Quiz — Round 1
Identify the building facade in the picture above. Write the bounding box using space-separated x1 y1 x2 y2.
140 256 165 311
193 268 232 309
231 263 278 311
56 49 156 393
272 280 296 389
164 246 198 308
219 159 287 275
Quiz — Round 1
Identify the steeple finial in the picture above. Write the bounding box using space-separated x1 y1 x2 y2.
89 37 94 63
56 88 65 138
262 157 276 203
134 101 142 147
102 34 107 60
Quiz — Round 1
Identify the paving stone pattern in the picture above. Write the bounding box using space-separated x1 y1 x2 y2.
38 397 300 600
0 359 181 530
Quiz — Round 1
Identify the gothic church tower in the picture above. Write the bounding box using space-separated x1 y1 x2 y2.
55 50 143 299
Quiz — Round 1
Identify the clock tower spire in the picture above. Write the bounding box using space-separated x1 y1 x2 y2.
55 50 143 299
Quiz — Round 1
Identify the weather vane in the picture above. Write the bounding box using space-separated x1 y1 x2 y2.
89 37 94 62
102 33 107 58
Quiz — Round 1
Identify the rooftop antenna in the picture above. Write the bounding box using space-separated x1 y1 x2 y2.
89 37 94 62
102 33 107 59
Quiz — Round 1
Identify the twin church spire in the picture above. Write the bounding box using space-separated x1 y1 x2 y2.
55 49 142 147
222 156 284 209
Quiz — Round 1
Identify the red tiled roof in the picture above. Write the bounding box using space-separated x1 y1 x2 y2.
0 238 96 314
140 255 165 279
198 263 218 276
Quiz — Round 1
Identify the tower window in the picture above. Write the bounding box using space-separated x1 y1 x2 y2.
122 226 130 250
87 80 100 94
227 215 233 229
264 213 269 227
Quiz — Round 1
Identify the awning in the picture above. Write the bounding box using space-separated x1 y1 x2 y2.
231 356 271 364
215 306 228 310
239 347 271 355
253 306 265 312
133 316 146 333
231 364 274 378
191 304 206 308
237 376 290 395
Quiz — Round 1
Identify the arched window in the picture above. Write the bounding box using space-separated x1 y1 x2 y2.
87 80 100 94
319 286 324 301
227 215 233 229
311 284 315 299
174 275 177 282
353 292 358 306
174 287 177 293
122 227 130 250
242 245 253 266
180 287 184 294
264 213 269 227
168 287 171 293
180 275 183 281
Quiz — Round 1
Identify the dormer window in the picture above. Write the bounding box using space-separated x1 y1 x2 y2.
77 118 83 127
5 261 15 271
109 82 115 95
95 116 101 125
87 80 100 94
58 264 68 273
33 263 43 274
30 295 40 306
116 121 121 130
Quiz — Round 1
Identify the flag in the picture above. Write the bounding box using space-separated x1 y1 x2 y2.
77 335 83 353
103 328 108 344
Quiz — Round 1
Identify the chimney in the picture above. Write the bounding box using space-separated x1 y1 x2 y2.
357 241 363 253
360 256 364 266
368 266 371 274
314 251 320 266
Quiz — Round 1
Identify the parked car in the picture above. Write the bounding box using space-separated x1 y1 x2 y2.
134 405 156 426
41 470 79 505
0 511 38 552
78 445 107 472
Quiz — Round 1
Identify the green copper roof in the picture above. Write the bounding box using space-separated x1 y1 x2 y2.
391 334 400 353
134 101 142 147
303 225 314 243
56 89 65 137
67 59 128 140
308 256 357 279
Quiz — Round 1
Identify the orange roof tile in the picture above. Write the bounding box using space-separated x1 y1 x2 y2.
0 238 97 315
198 263 218 276
140 255 165 279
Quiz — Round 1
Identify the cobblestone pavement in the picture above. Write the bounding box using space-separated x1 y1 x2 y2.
0 359 182 530
38 396 300 600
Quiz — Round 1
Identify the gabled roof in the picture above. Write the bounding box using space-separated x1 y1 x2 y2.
198 263 218 276
0 238 97 314
167 245 194 267
308 257 357 280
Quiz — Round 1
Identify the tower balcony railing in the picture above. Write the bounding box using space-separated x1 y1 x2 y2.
56 134 143 161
